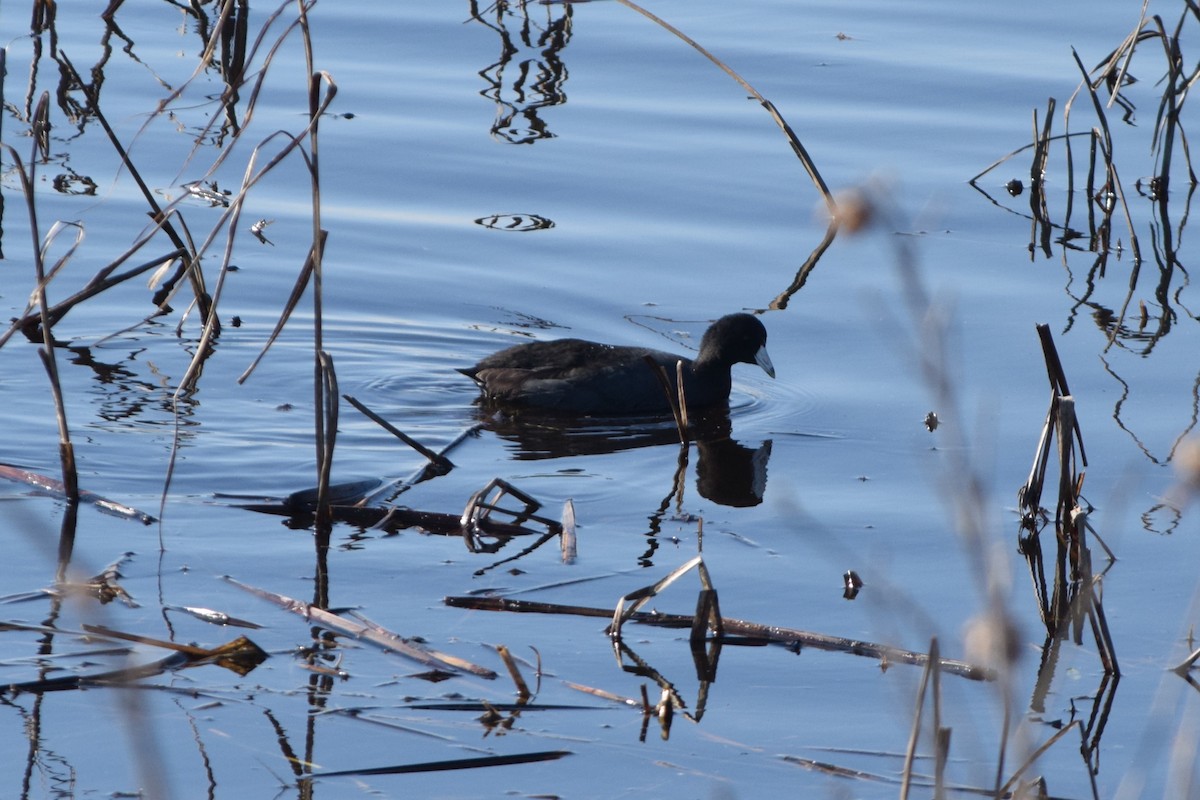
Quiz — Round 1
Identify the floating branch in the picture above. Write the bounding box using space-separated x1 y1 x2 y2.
2 627 267 694
445 595 992 681
0 463 156 524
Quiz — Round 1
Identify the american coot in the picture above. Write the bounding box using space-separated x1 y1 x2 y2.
460 313 774 415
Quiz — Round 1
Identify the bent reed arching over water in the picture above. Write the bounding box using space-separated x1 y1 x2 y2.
460 313 774 415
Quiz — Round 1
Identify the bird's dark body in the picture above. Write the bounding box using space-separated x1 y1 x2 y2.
460 313 773 416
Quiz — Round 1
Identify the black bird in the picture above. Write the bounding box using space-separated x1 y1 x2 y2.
460 313 774 415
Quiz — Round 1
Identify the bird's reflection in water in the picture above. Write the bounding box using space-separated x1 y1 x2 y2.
475 407 772 508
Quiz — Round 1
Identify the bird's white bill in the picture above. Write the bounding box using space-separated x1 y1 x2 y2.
755 346 776 378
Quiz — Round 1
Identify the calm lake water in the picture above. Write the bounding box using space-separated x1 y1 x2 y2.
1 0 1197 797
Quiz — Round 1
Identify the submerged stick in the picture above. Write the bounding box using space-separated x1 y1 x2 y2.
343 394 453 471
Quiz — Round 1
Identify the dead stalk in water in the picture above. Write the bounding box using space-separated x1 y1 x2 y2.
2 96 79 501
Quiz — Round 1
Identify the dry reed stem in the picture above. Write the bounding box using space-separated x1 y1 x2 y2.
1070 48 1143 268
179 112 334 389
675 361 690 430
167 72 338 378
315 350 338 527
996 720 1080 798
1032 100 1056 189
862 188 1043 795
237 233 328 383
784 754 1022 792
642 356 688 443
1101 0 1151 111
562 680 642 707
610 555 714 637
153 0 300 184
296 1 336 523
898 636 936 800
1054 397 1078 530
612 0 835 215
1149 15 1181 190
1062 76 1084 225
969 132 1089 185
3 95 79 501
161 73 336 527
57 53 212 326
1017 393 1055 520
53 7 337 532
768 219 838 309
0 248 188 348
931 639 948 799
1036 323 1088 466
1088 580 1120 676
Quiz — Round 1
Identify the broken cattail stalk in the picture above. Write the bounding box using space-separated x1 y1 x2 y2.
560 499 577 564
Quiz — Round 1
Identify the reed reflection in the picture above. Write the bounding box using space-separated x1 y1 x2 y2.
67 343 200 431
13 0 249 155
476 407 772 508
970 7 1200 491
469 0 572 144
